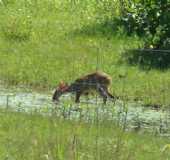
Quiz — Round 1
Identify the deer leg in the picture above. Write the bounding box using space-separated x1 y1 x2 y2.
97 85 108 104
99 89 107 104
84 91 90 101
108 93 115 99
104 88 115 99
102 87 118 104
75 91 82 103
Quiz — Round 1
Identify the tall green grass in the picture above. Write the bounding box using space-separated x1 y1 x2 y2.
0 110 169 160
0 0 170 106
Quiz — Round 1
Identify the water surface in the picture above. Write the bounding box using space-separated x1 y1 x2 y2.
0 85 170 136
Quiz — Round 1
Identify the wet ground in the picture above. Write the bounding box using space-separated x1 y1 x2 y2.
0 85 170 136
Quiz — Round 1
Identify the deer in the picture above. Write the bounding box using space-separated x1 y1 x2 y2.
52 71 116 104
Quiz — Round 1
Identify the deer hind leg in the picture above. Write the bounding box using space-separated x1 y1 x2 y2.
104 88 115 99
106 89 120 106
103 87 118 104
96 84 108 104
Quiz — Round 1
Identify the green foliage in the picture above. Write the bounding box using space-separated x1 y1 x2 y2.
121 0 170 49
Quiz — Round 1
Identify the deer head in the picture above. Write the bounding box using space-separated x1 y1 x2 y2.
52 81 69 102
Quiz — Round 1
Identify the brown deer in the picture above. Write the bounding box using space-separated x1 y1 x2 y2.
52 71 116 104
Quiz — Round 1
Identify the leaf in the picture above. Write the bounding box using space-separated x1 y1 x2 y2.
161 144 170 153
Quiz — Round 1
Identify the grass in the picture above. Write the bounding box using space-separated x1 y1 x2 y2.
0 109 169 160
0 0 170 107
0 1 170 159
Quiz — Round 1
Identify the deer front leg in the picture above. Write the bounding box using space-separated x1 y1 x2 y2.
75 91 82 103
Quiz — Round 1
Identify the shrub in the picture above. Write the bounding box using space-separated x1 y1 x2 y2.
120 0 170 49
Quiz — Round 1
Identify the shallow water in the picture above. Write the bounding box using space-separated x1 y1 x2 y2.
0 85 170 136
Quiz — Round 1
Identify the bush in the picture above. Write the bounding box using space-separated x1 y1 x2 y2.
120 0 170 49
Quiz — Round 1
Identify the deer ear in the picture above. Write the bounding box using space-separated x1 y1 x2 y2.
58 81 69 91
59 81 65 88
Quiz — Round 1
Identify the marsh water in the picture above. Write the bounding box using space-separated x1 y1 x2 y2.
1 85 170 136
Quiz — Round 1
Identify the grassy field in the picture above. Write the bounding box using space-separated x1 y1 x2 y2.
0 0 170 106
1 1 170 159
0 109 169 160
